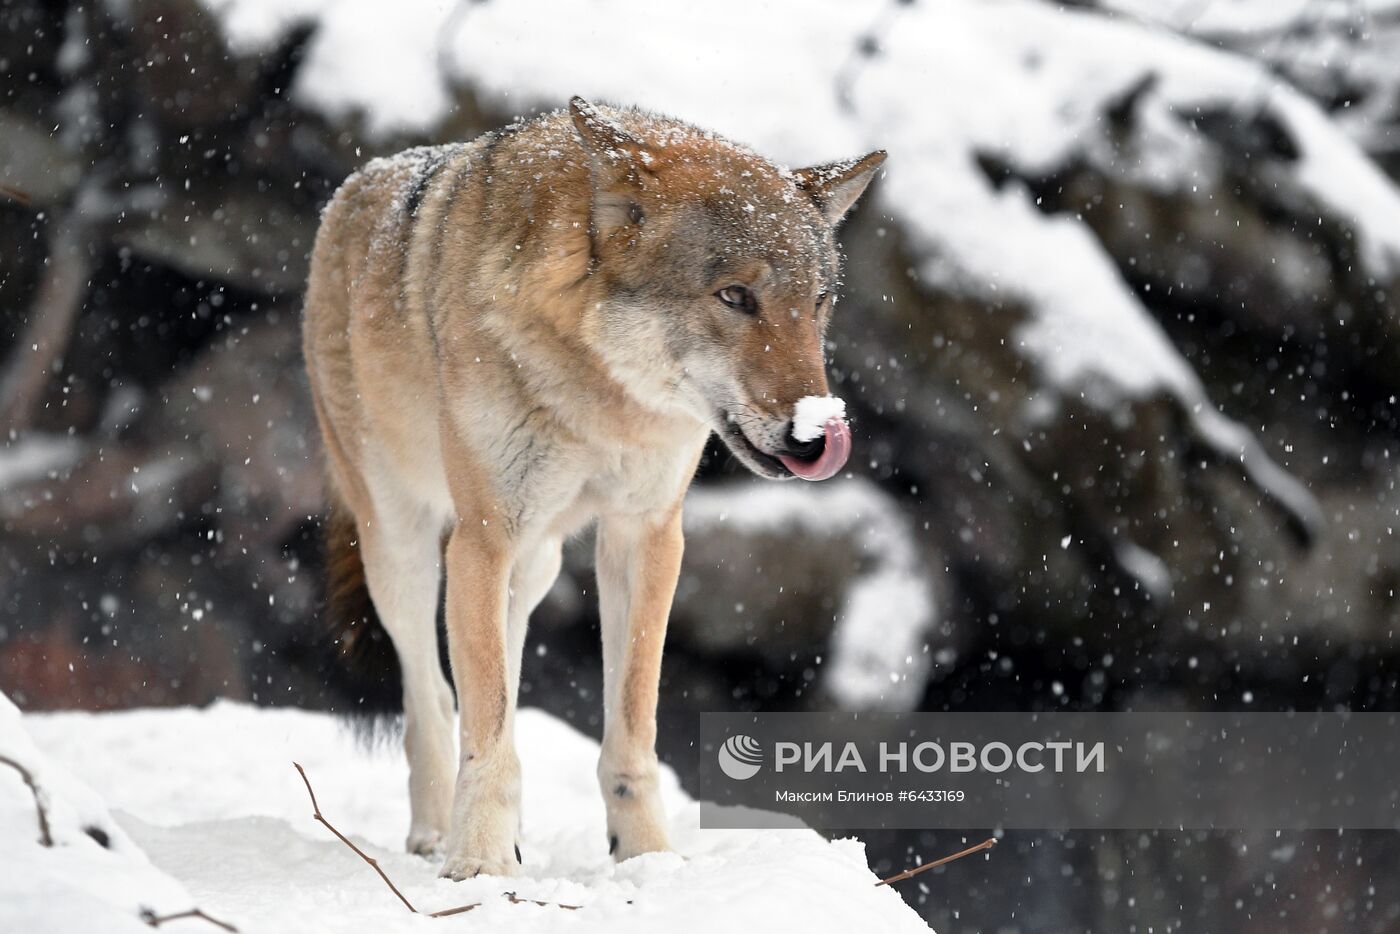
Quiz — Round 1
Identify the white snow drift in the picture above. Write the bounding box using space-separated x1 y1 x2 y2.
0 693 201 934
3 696 929 933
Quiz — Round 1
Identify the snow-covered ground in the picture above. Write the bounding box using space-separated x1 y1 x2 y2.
2 696 928 933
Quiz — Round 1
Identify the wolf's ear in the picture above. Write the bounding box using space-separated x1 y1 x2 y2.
793 150 886 225
568 96 652 180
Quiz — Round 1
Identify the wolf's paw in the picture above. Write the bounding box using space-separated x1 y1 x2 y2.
441 753 523 879
608 822 672 862
603 774 671 862
406 826 445 858
439 849 519 880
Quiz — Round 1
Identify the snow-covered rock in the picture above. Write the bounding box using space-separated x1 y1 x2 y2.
7 698 928 933
1102 0 1400 168
682 479 940 711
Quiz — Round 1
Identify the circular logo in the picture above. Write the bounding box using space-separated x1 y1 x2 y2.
718 734 764 780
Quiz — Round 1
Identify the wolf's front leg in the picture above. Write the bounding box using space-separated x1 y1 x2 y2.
595 508 684 861
439 518 521 880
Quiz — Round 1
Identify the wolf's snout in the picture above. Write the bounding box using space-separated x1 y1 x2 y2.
783 431 825 461
777 395 851 481
777 415 850 481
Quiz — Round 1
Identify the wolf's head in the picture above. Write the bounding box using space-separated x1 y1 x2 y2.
569 98 884 481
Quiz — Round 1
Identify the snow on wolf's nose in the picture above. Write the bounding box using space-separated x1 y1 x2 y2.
778 395 850 481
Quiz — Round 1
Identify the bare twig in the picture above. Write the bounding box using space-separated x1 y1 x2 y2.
293 761 420 913
427 891 583 917
875 837 998 887
427 892 584 918
0 753 54 847
293 762 583 919
0 755 234 930
427 891 583 918
141 907 239 933
504 891 582 911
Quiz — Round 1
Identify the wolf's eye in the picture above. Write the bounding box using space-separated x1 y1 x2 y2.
716 285 756 314
815 290 829 308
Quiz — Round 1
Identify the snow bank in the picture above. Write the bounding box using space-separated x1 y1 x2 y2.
13 699 927 933
686 478 937 710
0 694 202 934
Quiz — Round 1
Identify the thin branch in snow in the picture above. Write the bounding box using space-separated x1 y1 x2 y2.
425 892 585 918
427 903 480 918
875 836 998 887
504 891 582 911
0 753 54 847
2 754 235 930
141 908 239 933
293 761 421 914
293 762 583 919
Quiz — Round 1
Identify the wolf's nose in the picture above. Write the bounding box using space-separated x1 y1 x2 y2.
783 425 826 461
776 416 851 482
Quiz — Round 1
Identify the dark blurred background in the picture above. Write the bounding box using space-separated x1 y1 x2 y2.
3 0 1400 931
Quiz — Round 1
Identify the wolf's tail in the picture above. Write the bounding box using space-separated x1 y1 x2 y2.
320 503 403 726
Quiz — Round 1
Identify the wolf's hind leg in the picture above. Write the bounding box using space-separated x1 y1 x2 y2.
504 537 563 725
502 538 563 853
595 509 682 861
358 488 455 856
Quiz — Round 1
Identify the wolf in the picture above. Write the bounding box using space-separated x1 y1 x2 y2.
302 97 883 879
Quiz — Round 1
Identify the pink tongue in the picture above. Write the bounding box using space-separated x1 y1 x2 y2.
777 417 851 481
